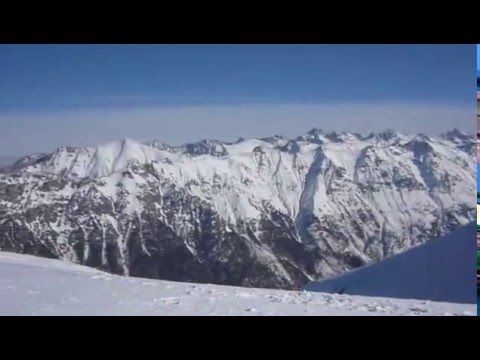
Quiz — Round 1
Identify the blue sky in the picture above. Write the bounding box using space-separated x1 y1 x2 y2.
478 164 480 191
477 44 480 70
0 44 476 155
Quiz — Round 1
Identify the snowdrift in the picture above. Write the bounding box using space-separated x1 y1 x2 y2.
0 251 475 316
305 222 476 304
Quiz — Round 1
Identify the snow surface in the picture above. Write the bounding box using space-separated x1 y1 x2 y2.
0 251 474 316
305 222 476 304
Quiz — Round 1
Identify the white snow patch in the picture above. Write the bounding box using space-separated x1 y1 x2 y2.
0 251 474 316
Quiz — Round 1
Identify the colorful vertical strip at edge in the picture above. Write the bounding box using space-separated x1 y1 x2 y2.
477 203 480 288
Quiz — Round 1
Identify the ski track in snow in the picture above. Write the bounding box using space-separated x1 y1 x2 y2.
0 252 474 316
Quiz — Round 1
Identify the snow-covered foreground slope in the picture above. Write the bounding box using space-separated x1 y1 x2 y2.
0 252 474 316
305 222 476 304
0 129 475 290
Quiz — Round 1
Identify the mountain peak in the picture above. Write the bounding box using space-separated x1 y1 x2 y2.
376 129 400 141
145 139 176 152
440 129 471 142
259 135 287 145
324 131 362 142
307 128 323 136
414 133 432 142
296 128 325 144
184 139 228 157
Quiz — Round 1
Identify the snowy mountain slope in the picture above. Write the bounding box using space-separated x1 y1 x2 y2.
0 251 474 316
305 222 476 304
0 129 475 290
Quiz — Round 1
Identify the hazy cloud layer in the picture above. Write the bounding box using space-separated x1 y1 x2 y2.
1 102 474 156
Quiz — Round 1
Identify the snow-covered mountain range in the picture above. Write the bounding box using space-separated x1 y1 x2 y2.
0 128 475 290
